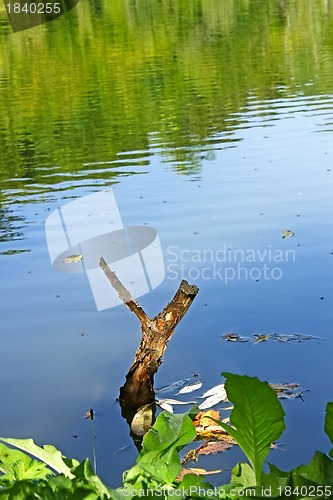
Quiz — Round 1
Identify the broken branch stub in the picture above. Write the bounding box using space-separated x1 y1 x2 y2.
99 257 199 433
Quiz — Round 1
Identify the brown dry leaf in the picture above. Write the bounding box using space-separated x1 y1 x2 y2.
193 410 220 428
196 427 236 442
195 414 233 441
197 440 234 455
177 467 221 481
182 438 235 465
270 383 299 393
182 449 199 464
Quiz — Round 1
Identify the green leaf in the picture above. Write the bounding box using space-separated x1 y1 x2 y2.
231 462 256 487
325 402 333 458
0 438 78 478
178 474 216 498
291 451 333 487
123 412 196 491
140 411 196 464
217 373 286 486
72 459 113 498
0 442 53 483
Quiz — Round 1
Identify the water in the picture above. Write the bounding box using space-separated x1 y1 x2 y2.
0 0 333 487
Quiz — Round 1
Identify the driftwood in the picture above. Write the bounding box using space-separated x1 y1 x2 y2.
100 257 199 438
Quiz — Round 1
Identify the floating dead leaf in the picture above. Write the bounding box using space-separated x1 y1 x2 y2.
156 398 196 413
253 333 274 343
196 440 234 455
131 403 154 436
282 229 295 239
177 467 221 481
276 389 309 400
193 411 234 441
273 333 324 342
156 401 174 413
156 398 196 405
198 384 227 409
62 254 83 263
181 449 199 464
156 376 197 394
182 437 235 465
222 333 249 342
193 410 220 428
269 382 308 400
199 384 225 399
196 426 235 442
222 332 324 344
270 383 299 393
176 378 202 395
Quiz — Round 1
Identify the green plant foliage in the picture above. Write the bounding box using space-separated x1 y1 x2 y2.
325 402 333 459
122 411 197 492
291 451 333 488
216 373 286 486
231 462 256 488
0 437 78 477
0 442 52 484
1 374 333 498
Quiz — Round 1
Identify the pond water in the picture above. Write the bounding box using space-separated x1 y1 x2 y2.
1 0 333 488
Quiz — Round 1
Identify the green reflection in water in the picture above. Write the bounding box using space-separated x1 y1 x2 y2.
0 0 332 190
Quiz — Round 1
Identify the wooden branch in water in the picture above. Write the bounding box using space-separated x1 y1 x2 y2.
99 257 199 439
99 257 150 325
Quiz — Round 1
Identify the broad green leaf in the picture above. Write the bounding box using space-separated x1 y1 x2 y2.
124 412 196 490
138 460 181 485
0 442 52 482
292 451 333 487
231 462 256 487
140 412 196 460
72 459 113 498
261 463 290 496
178 474 216 498
325 402 333 458
217 373 286 486
0 438 78 478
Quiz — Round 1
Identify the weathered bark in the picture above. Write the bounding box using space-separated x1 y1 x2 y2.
100 257 199 432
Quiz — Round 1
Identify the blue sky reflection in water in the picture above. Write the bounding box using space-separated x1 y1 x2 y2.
0 0 333 485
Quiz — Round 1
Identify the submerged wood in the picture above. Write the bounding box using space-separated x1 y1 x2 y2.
100 257 199 434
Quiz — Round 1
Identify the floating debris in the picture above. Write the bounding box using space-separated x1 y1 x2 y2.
222 332 324 343
62 254 83 263
282 229 295 239
198 384 227 410
156 374 199 394
270 383 309 400
85 409 95 420
156 398 196 407
253 333 274 344
222 333 249 342
176 377 202 395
